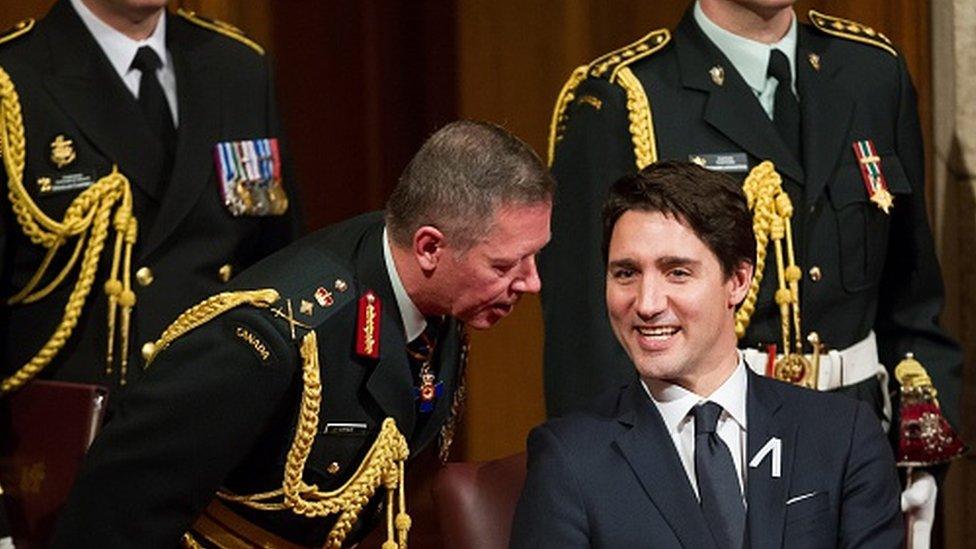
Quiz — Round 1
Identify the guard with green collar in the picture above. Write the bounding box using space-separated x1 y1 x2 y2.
52 120 554 548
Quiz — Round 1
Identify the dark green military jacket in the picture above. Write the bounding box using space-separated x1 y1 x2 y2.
541 8 962 425
51 213 465 547
0 0 301 394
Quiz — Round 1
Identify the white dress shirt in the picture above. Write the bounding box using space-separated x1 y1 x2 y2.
382 228 429 342
70 0 179 125
694 0 798 120
643 358 749 503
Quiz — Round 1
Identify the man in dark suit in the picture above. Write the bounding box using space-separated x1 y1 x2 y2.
542 1 960 424
540 1 959 532
52 121 553 547
512 162 901 548
0 0 300 394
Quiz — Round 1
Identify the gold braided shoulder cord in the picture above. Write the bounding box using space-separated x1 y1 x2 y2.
0 66 138 393
141 289 281 366
613 67 657 170
217 330 411 549
546 65 589 167
737 162 814 387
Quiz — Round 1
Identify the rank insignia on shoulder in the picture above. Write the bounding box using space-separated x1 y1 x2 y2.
214 138 289 217
808 9 896 57
176 9 264 55
356 291 381 359
688 152 748 173
270 298 312 340
0 18 35 47
852 139 893 214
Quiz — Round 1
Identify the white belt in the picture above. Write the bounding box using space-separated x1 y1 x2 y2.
741 331 891 427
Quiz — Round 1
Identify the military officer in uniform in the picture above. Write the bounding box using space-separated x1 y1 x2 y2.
0 0 300 396
51 120 554 547
541 0 961 538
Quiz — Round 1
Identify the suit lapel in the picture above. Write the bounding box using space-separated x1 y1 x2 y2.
745 372 796 549
796 24 854 207
356 225 417 438
41 0 165 200
675 13 804 185
612 382 717 548
140 15 223 258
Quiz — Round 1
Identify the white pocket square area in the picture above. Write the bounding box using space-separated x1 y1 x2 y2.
786 491 819 505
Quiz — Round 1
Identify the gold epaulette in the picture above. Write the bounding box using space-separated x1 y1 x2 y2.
0 18 34 47
586 28 671 82
547 29 669 168
142 289 280 366
808 9 896 57
176 8 265 55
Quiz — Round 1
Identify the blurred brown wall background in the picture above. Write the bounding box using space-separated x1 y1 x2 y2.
2 1 971 545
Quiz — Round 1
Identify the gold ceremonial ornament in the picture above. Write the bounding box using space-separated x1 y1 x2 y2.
0 66 138 392
709 65 725 86
136 266 154 287
49 134 76 168
218 263 233 283
807 53 821 71
738 162 821 388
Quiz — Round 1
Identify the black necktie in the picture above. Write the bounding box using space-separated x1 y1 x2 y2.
131 46 177 161
693 402 745 549
767 49 801 163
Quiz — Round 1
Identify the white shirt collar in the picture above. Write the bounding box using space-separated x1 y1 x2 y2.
70 0 169 83
382 227 427 342
694 0 798 95
642 354 748 433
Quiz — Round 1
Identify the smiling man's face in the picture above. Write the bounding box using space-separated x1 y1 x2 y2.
605 209 750 392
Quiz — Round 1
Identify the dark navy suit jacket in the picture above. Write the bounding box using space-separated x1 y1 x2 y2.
511 371 903 548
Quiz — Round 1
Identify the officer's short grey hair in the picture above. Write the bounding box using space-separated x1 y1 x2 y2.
386 120 554 252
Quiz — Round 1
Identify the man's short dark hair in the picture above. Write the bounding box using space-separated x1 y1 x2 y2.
602 160 755 278
386 120 554 251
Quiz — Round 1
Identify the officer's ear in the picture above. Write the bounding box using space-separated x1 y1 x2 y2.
413 225 446 273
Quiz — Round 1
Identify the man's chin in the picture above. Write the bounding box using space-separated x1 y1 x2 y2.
464 305 512 330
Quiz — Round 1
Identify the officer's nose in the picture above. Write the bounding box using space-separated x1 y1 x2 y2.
512 255 542 294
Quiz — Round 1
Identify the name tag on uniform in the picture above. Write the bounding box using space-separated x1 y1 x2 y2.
213 137 289 217
689 152 749 173
37 171 96 195
322 422 369 436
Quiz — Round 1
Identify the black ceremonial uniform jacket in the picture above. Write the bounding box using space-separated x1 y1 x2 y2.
0 1 300 393
52 213 465 547
541 9 962 424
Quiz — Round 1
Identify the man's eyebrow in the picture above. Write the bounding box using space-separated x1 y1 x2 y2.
607 258 639 270
656 256 700 269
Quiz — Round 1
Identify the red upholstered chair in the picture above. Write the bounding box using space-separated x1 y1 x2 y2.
432 453 527 549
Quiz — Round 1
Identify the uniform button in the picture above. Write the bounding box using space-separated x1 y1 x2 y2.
135 266 154 287
327 462 340 474
141 341 157 360
809 266 822 282
218 264 233 283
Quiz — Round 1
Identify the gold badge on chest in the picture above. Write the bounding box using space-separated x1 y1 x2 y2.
49 134 76 168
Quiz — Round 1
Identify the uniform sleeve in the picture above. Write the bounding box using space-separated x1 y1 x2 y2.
540 76 639 417
839 401 904 548
873 56 963 427
50 313 296 548
510 425 590 548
